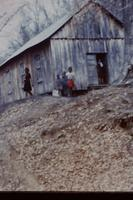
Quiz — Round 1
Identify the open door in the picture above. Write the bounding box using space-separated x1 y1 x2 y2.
96 53 108 85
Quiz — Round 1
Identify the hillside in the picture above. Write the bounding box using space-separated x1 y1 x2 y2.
0 86 133 191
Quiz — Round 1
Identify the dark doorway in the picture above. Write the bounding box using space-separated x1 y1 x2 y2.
96 53 108 84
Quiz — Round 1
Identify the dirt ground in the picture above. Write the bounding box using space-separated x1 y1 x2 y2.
0 86 133 191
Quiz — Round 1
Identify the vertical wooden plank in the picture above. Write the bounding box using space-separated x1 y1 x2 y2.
0 74 2 105
0 71 4 104
31 51 45 95
13 64 20 100
42 42 54 92
18 60 25 99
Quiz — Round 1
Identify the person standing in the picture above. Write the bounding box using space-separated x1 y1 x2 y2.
23 67 33 97
97 59 104 84
61 71 68 97
66 67 75 97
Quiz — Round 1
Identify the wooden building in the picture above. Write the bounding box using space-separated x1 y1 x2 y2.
0 0 124 105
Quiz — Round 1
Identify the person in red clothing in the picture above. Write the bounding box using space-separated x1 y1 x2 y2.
66 67 75 97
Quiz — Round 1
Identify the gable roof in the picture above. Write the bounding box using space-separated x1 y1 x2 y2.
0 0 124 68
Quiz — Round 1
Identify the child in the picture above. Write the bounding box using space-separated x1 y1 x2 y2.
66 67 75 97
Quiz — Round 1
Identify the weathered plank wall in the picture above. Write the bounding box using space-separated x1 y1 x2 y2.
30 42 54 95
52 3 124 39
123 0 133 71
106 39 125 83
0 70 5 105
0 60 24 105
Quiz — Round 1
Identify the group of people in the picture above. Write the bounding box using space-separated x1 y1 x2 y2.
55 67 75 97
23 66 75 98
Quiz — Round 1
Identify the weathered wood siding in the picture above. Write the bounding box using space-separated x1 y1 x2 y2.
107 39 125 83
52 3 124 39
30 41 54 95
0 71 5 105
0 61 24 104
